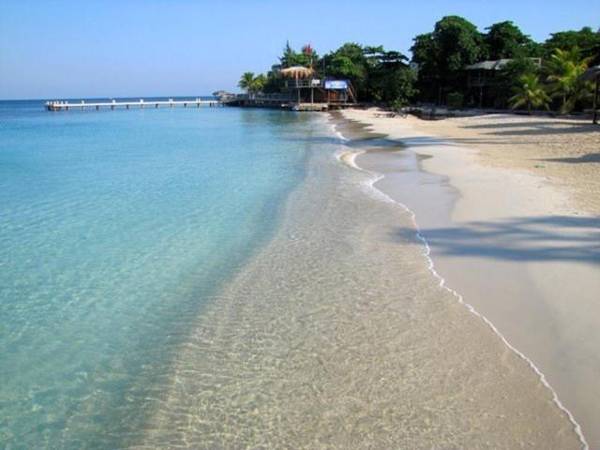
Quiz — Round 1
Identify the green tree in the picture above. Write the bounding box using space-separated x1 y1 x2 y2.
411 16 485 103
494 57 541 107
319 43 417 104
484 21 537 59
364 47 417 105
544 27 600 59
321 43 370 97
433 16 484 72
383 67 418 106
251 74 267 94
238 72 255 94
262 69 283 94
279 41 317 68
322 43 368 78
544 48 593 113
411 32 439 102
238 72 267 96
509 73 550 113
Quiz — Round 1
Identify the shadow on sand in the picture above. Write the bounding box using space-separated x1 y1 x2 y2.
298 133 567 149
462 120 597 130
290 135 405 150
391 215 600 265
541 153 600 164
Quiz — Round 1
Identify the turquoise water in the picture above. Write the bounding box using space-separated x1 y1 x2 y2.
0 101 318 447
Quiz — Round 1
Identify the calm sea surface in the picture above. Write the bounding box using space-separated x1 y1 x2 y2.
0 100 319 447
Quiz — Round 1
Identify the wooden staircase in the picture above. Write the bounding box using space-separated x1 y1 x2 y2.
346 81 357 103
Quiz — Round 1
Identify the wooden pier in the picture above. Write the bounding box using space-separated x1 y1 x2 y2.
222 95 360 111
46 98 222 111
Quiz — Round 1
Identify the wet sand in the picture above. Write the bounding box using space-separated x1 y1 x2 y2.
136 116 581 449
342 108 599 448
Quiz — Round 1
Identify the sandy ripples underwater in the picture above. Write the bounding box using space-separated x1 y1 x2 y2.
137 120 579 449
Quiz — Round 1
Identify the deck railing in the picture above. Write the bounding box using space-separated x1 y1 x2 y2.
284 79 324 88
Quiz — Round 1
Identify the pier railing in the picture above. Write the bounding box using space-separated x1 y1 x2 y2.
46 98 222 111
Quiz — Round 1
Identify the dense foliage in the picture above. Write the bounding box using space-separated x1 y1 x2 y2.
239 17 599 113
484 21 540 60
411 17 598 111
248 42 418 107
319 43 417 104
411 16 486 103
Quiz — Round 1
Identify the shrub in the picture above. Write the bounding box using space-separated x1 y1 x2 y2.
447 92 464 109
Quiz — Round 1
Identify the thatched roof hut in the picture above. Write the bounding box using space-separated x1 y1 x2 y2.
280 66 314 79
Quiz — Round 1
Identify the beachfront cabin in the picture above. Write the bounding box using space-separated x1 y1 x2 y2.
280 66 357 109
466 58 542 108
282 78 356 105
223 65 358 111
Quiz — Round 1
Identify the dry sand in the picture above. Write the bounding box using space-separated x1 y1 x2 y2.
405 113 600 215
340 108 600 448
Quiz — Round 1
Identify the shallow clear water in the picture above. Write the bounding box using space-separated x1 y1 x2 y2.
0 101 317 447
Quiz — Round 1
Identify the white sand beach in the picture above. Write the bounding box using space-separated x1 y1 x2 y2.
341 108 600 448
405 113 600 215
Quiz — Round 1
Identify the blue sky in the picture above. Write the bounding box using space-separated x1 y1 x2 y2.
1 0 598 99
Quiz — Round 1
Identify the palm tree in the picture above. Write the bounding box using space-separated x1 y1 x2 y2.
238 72 267 98
509 73 550 114
238 72 255 95
251 74 266 94
545 48 593 114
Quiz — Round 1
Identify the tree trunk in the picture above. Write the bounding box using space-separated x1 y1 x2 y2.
593 78 599 124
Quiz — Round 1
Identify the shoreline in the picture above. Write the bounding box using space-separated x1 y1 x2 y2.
332 119 587 448
137 113 583 448
339 108 598 448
